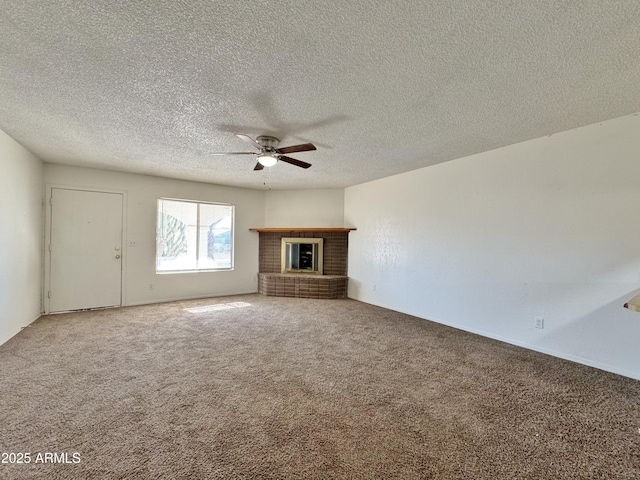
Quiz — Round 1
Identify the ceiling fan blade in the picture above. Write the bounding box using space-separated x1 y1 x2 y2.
253 162 264 171
277 143 317 155
235 133 263 150
279 155 312 169
210 152 256 156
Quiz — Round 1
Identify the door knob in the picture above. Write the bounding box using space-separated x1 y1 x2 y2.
115 254 121 259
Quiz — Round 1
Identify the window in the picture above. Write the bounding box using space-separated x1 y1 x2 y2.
156 198 234 272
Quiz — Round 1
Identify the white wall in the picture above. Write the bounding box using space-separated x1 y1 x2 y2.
345 113 640 380
264 189 344 227
0 130 43 345
44 165 264 306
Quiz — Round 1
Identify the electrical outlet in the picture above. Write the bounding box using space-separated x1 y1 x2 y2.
128 240 137 247
149 283 153 290
535 317 544 329
373 284 376 291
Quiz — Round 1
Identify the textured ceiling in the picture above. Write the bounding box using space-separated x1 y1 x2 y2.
1 1 639 190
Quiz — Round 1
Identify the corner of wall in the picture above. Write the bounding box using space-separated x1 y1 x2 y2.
0 128 44 346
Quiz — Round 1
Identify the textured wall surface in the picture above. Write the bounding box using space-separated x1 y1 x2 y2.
345 113 640 380
264 189 344 228
0 129 43 346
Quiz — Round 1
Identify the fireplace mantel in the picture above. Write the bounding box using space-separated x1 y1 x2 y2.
250 227 356 233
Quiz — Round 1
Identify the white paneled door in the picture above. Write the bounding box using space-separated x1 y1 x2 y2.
49 188 123 312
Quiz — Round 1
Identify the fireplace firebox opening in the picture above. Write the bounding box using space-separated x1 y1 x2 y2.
281 237 323 275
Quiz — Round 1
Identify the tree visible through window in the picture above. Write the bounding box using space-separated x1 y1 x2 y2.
156 198 234 272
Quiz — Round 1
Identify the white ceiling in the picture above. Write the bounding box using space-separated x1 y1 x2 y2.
1 1 639 190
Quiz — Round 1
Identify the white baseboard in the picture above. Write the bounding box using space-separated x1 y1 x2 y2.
124 289 259 307
349 296 640 381
0 313 43 348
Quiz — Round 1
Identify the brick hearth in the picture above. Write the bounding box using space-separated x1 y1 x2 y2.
258 274 348 299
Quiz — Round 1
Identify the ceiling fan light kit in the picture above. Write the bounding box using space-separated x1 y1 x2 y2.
257 154 277 167
211 133 316 170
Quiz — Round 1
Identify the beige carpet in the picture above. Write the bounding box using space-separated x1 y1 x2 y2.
1 294 639 479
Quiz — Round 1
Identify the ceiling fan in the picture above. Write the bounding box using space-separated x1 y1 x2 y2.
211 133 316 170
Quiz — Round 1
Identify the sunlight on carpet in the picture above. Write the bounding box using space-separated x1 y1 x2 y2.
184 301 252 313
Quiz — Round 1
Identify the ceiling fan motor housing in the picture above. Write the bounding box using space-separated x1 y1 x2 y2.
256 135 280 151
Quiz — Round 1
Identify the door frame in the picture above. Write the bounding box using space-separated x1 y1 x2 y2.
44 184 128 314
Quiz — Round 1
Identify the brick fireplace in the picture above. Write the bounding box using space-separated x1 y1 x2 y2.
250 228 355 299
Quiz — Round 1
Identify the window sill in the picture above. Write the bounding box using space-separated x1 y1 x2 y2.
156 268 234 274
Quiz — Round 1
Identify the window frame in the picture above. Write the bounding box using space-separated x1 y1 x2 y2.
156 197 234 273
